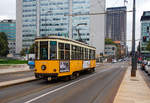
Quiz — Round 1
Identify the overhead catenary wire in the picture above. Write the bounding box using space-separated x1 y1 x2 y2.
64 10 133 16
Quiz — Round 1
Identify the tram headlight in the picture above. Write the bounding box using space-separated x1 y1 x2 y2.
41 65 46 70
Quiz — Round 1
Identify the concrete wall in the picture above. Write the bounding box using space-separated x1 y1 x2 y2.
90 0 106 55
16 0 22 54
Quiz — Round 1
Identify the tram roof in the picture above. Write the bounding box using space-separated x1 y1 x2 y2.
35 36 96 49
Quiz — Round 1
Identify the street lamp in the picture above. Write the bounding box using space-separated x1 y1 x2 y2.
73 23 87 43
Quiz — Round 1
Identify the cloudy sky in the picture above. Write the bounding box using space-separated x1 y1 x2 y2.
0 0 150 50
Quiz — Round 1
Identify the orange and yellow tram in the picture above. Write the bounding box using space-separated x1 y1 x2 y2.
34 36 96 80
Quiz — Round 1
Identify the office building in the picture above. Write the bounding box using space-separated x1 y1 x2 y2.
0 20 16 54
105 6 127 46
105 44 117 56
140 11 150 57
16 0 105 55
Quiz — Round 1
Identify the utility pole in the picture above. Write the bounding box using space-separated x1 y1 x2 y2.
69 0 73 39
131 0 137 77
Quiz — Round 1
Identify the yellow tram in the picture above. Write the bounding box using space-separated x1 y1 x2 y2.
34 36 96 80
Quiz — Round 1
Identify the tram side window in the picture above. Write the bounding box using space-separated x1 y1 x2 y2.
40 41 48 60
58 43 64 60
89 49 92 60
93 50 96 59
50 41 57 60
76 46 80 60
80 47 83 60
65 44 70 60
71 45 76 60
85 48 88 60
81 47 84 60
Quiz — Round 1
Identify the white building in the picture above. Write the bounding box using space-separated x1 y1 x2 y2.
16 0 105 55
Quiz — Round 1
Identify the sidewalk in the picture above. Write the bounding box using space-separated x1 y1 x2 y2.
113 67 150 103
0 64 31 74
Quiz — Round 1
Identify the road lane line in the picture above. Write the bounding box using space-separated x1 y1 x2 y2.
25 68 110 103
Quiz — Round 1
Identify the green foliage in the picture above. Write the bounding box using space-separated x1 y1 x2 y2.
0 32 9 57
29 43 35 54
20 48 28 56
105 38 115 45
146 40 150 51
0 59 27 64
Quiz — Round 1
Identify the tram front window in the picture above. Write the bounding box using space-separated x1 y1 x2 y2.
50 41 57 60
40 41 48 60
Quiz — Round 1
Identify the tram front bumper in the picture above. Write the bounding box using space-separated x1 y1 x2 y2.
35 73 58 79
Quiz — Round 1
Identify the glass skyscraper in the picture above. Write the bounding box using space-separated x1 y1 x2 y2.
16 0 105 55
72 0 90 43
0 20 16 54
18 0 90 49
106 6 127 46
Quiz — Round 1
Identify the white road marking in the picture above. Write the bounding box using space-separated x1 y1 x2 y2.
24 68 111 103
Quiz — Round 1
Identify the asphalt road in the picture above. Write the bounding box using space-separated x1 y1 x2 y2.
0 62 128 103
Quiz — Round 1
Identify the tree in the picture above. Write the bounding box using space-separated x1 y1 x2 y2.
29 43 35 54
146 41 150 51
20 48 28 56
0 32 9 57
105 38 115 45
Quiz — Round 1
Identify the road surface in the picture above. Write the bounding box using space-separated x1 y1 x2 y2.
0 62 128 103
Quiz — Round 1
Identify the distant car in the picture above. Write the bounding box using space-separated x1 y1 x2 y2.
112 59 117 63
118 59 122 62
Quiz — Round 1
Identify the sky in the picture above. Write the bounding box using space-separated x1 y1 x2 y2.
0 0 150 50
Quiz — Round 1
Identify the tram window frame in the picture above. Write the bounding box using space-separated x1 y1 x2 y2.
50 41 57 60
40 41 48 60
58 43 64 60
35 42 38 60
65 44 70 60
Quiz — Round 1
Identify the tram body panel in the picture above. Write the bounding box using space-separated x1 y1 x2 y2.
35 60 59 74
90 60 96 68
34 36 96 80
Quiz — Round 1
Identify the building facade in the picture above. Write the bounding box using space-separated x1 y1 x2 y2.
105 6 127 46
104 44 117 56
16 0 105 55
140 11 150 57
0 20 16 54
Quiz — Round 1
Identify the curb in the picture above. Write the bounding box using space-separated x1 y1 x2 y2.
0 63 106 88
0 69 34 75
0 76 37 88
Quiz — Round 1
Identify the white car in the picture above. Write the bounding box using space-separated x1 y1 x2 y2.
145 61 150 75
112 59 117 63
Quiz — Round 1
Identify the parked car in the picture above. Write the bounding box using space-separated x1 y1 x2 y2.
141 60 147 71
145 61 150 75
145 61 150 72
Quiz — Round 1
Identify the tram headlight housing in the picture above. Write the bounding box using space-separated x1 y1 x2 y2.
41 65 46 70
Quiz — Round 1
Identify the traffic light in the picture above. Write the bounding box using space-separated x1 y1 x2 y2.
147 27 149 33
143 36 147 42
